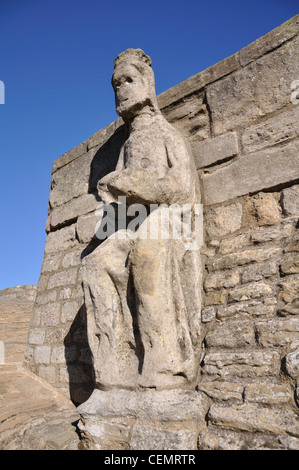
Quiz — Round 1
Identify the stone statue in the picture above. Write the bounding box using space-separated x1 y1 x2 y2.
82 49 202 391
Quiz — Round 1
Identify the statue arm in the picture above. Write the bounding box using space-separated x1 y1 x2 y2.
106 136 194 205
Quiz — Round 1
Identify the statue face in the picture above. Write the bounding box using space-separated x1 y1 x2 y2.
112 64 152 120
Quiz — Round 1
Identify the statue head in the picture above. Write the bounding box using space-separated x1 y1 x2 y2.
111 48 159 121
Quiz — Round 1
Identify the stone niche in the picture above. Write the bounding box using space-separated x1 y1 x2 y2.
25 15 299 450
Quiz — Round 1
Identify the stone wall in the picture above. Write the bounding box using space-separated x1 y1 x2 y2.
0 285 36 364
24 16 299 448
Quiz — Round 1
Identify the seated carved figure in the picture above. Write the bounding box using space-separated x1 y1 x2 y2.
82 49 202 390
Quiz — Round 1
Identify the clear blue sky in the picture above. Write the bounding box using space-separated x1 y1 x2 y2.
0 0 297 290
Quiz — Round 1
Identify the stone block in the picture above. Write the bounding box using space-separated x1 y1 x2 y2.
281 185 299 216
41 252 61 274
201 306 216 323
162 96 210 141
39 302 61 327
208 403 299 436
37 365 57 383
52 141 87 174
256 317 299 347
191 132 238 168
28 328 45 345
245 193 281 226
242 261 278 283
280 253 299 275
61 301 80 323
34 345 51 364
242 107 299 154
205 320 255 349
61 249 82 269
228 281 273 303
197 381 243 402
44 224 78 255
278 275 299 303
207 35 299 135
250 223 294 243
284 349 299 379
219 234 249 255
211 247 281 270
49 149 96 208
47 268 78 290
204 290 226 306
218 299 276 319
130 423 198 450
202 351 280 378
244 383 292 405
76 212 100 244
50 193 99 230
199 426 280 450
204 271 240 291
239 15 299 66
78 389 209 423
205 202 242 238
35 290 57 305
202 140 299 205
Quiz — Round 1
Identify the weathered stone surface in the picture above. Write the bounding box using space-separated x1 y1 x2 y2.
280 253 299 275
191 132 238 169
245 193 282 226
241 261 278 283
202 351 280 378
130 423 198 450
204 271 240 291
78 389 209 422
162 96 210 141
219 234 249 255
281 185 299 216
208 403 299 436
0 286 36 363
197 381 243 402
0 364 79 450
205 203 242 238
47 268 78 290
34 346 51 364
76 212 100 244
285 349 299 379
50 149 96 208
52 141 87 174
256 318 299 347
278 275 299 303
201 306 216 323
239 15 299 66
199 425 281 450
202 140 299 205
204 290 226 306
41 252 61 274
28 328 45 346
207 35 299 135
244 383 292 405
205 321 255 349
211 247 281 270
218 299 276 320
44 224 78 255
242 107 299 154
50 193 99 229
228 281 273 303
250 223 294 243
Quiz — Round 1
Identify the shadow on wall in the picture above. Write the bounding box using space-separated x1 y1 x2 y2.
63 125 127 406
64 305 95 406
